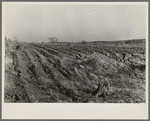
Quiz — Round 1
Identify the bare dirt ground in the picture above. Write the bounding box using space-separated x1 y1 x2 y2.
4 39 146 103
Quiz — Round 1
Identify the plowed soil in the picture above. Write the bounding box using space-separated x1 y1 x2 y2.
5 40 146 103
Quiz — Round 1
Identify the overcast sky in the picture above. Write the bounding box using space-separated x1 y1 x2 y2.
3 2 148 42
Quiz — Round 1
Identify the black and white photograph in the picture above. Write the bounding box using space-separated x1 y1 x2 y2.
2 2 149 119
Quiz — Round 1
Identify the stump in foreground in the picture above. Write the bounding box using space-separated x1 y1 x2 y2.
93 79 110 97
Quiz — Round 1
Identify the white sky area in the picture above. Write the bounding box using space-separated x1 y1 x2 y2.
3 2 148 42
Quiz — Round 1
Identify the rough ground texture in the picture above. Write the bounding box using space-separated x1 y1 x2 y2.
5 40 146 103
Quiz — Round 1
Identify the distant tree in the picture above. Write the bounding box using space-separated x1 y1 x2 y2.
13 37 19 43
81 40 87 44
48 37 58 43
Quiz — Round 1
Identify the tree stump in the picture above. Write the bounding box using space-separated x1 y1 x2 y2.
93 79 110 97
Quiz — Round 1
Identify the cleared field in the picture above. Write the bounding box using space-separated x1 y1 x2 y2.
5 40 146 103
